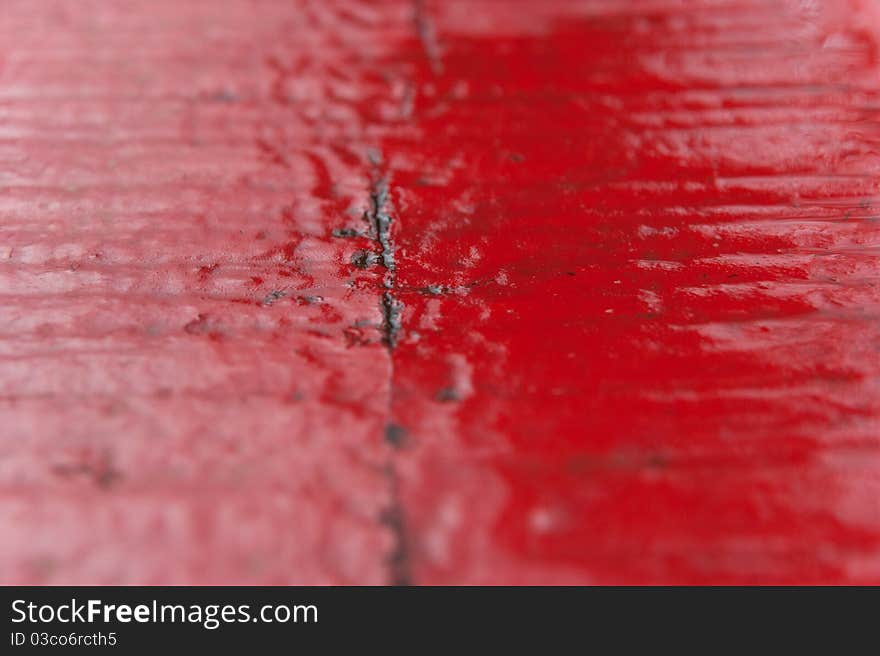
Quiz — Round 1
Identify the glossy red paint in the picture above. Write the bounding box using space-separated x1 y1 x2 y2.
1 0 879 584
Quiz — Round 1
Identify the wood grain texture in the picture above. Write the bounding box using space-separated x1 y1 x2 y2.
1 0 879 584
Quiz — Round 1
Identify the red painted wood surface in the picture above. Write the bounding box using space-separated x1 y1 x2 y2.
1 0 879 584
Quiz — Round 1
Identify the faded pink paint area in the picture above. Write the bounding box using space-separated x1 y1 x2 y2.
0 0 410 584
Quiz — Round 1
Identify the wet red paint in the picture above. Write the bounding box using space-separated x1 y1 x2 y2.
1 0 879 584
